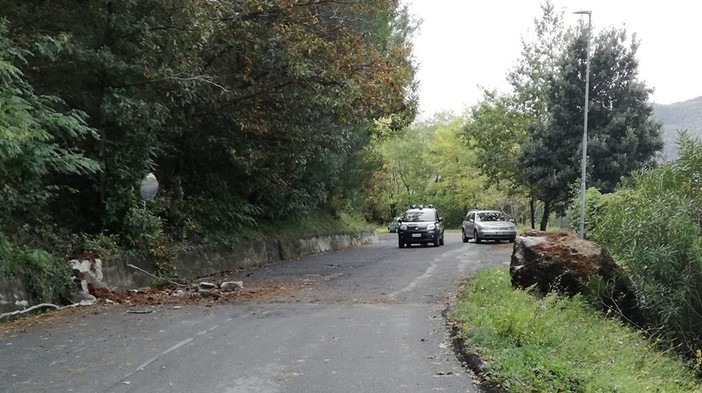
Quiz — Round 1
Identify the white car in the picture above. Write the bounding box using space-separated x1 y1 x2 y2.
461 210 517 243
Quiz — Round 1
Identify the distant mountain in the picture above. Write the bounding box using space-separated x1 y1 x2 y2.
652 96 702 160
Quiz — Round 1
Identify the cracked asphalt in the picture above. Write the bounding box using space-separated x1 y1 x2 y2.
0 232 512 393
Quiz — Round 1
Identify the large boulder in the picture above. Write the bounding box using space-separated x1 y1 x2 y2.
510 230 628 296
510 229 644 325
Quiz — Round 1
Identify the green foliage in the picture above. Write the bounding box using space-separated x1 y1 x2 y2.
567 187 606 233
69 232 120 260
471 2 663 231
0 20 99 225
0 19 100 299
0 233 72 303
0 0 417 251
464 92 531 195
507 0 567 120
180 183 261 245
451 268 702 393
517 20 662 229
585 29 663 192
365 113 519 227
585 133 702 358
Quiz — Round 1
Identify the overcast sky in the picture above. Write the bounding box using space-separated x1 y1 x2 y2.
404 0 702 119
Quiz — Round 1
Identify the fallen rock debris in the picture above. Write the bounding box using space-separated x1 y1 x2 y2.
2 276 302 327
87 280 297 308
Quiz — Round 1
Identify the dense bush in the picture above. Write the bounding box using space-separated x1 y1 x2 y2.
0 21 100 301
581 133 702 359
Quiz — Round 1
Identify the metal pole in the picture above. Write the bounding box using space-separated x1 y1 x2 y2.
574 11 591 239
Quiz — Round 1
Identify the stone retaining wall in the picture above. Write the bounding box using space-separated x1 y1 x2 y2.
0 276 36 314
2 231 379 312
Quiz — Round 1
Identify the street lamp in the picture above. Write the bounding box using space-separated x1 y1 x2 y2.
573 10 591 239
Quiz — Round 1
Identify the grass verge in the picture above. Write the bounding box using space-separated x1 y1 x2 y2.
450 267 702 393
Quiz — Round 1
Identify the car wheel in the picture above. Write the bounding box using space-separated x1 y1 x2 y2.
398 238 404 248
474 230 482 244
433 238 440 247
509 237 515 243
461 229 468 243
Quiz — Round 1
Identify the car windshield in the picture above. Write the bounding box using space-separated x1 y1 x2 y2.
403 210 436 222
477 211 508 222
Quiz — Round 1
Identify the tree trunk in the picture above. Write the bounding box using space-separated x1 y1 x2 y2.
539 201 551 231
530 197 536 229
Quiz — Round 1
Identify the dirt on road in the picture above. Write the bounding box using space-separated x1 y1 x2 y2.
0 272 306 339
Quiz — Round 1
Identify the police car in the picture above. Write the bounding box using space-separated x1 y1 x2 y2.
397 204 445 248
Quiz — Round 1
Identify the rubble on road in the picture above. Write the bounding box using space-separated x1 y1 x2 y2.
0 271 305 339
89 278 298 307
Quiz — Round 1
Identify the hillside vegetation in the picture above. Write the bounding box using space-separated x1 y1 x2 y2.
0 1 417 302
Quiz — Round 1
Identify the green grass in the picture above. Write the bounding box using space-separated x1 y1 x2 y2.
451 267 702 393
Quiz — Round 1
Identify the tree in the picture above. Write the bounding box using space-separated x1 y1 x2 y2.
464 1 567 229
519 22 662 230
507 0 567 121
463 92 533 225
585 29 663 192
464 92 531 194
366 113 510 226
0 20 99 233
0 18 100 302
155 0 419 232
2 0 418 244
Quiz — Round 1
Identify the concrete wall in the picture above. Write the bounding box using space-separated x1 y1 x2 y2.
2 231 378 314
0 276 36 314
102 231 377 290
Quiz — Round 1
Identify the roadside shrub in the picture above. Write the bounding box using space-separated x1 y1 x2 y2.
0 232 72 303
583 132 702 360
567 187 606 237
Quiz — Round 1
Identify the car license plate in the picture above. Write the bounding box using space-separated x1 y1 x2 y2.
412 233 421 238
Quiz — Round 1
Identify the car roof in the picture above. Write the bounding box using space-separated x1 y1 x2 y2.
405 208 436 213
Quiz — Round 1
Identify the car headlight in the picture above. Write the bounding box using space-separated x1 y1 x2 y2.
427 224 436 230
399 224 407 231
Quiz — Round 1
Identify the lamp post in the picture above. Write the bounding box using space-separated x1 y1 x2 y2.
573 10 591 239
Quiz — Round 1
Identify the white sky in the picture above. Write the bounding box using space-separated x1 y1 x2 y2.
405 0 702 119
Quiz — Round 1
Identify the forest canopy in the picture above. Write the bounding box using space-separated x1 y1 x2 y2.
0 0 418 253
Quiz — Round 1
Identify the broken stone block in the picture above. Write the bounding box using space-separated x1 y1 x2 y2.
220 281 244 290
196 282 216 291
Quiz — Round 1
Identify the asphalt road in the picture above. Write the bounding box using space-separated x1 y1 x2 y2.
0 233 513 393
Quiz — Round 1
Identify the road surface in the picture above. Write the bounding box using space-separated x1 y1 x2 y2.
0 233 513 393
